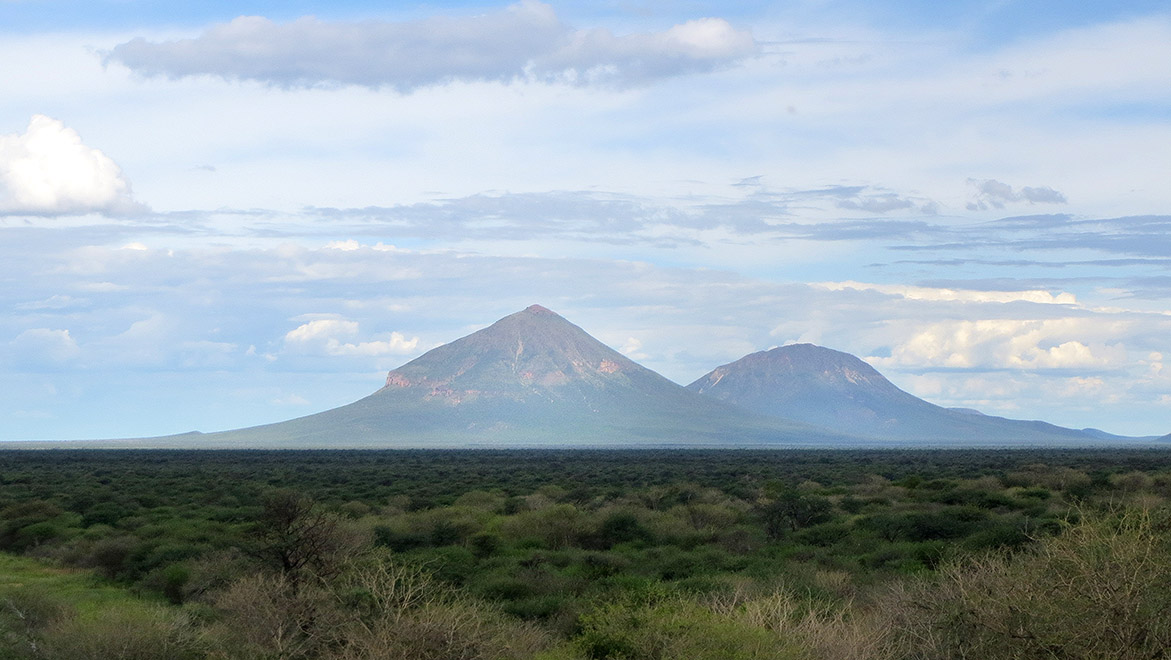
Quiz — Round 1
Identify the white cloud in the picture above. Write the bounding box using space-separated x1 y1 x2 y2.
332 335 419 356
0 115 143 216
99 313 175 367
868 318 1129 370
284 318 419 357
285 318 359 344
541 16 756 85
616 336 650 361
900 373 1028 408
1144 352 1163 378
10 328 80 363
324 239 361 251
106 3 757 90
817 281 1078 305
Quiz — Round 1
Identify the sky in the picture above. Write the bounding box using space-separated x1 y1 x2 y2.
2 0 1170 440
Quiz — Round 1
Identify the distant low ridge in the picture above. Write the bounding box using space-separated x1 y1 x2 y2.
687 343 1109 444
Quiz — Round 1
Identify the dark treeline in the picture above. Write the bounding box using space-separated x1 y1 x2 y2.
0 448 1169 659
5 447 1170 503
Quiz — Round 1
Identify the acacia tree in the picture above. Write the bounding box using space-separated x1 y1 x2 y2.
208 490 368 658
253 489 363 583
757 488 833 539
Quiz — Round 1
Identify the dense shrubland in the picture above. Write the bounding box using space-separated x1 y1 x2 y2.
0 449 1169 658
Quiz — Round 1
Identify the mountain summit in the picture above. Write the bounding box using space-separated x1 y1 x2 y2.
380 304 653 405
199 306 835 447
687 343 1098 444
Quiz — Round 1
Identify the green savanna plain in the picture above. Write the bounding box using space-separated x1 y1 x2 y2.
1 448 1169 659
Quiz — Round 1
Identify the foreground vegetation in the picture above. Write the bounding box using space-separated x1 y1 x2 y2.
0 448 1169 658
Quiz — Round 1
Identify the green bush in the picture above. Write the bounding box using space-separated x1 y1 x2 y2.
575 596 796 660
793 522 851 547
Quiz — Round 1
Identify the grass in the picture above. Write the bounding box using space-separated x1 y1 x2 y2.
0 553 161 619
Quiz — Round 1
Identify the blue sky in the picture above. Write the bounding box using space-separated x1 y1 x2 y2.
2 0 1171 440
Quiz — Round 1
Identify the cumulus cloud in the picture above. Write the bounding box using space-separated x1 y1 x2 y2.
284 318 419 357
967 178 1067 211
106 2 757 90
10 328 81 363
0 115 143 216
899 373 1029 410
868 319 1129 371
617 336 650 361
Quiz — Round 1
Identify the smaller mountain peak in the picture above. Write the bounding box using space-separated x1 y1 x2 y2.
523 304 556 315
768 343 832 354
747 343 866 368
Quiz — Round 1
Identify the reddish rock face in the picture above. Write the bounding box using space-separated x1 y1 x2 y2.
385 373 411 388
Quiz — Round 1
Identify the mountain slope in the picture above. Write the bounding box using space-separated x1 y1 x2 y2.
194 306 844 447
687 344 1103 444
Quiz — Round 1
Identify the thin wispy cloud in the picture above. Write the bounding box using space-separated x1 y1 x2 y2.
303 186 944 244
967 178 1067 211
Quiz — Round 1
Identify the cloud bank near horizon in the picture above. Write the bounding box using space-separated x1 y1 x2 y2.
4 224 1170 438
